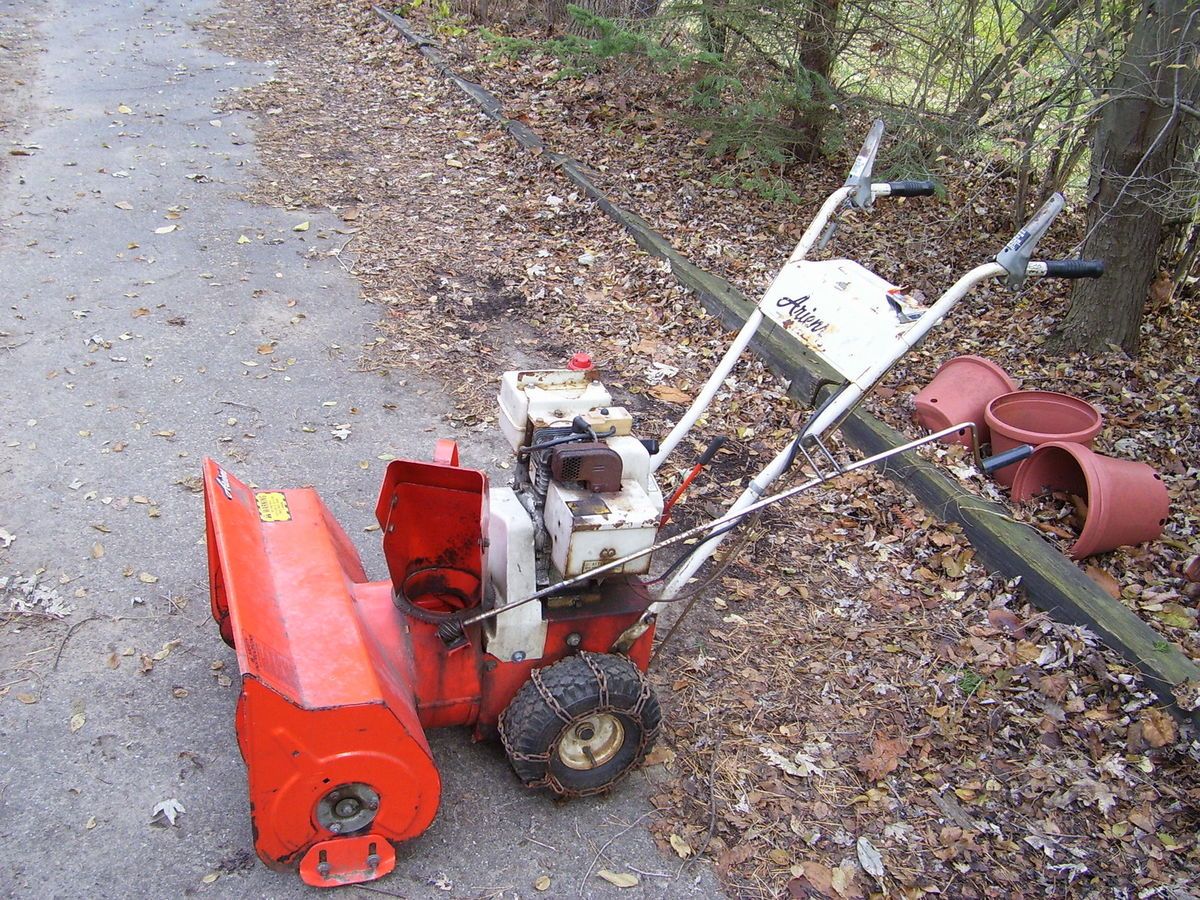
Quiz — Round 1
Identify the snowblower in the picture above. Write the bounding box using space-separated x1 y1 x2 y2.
203 121 1103 886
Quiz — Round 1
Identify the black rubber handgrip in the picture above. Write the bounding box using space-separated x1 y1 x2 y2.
888 180 936 197
698 435 728 466
982 443 1035 475
1044 259 1104 278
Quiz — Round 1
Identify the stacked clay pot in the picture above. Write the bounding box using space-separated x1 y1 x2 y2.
915 356 1170 558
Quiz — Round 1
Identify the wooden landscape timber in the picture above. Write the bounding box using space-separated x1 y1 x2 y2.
372 6 1200 726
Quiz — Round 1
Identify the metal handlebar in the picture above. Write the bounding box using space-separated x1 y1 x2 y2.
845 119 886 208
996 193 1065 288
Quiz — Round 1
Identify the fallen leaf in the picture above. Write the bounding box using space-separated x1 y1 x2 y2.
597 870 639 888
856 837 885 881
151 639 181 661
150 798 184 827
670 833 693 858
16 693 39 704
201 873 219 885
69 712 86 733
793 860 835 898
1139 707 1178 748
114 201 133 210
649 384 692 404
138 572 159 583
762 746 821 777
293 221 310 232
1085 565 1121 599
91 542 105 559
117 104 132 114
856 736 910 781
154 224 177 235
533 875 550 891
85 816 97 830
237 235 251 244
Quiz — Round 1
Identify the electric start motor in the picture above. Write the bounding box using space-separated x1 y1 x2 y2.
496 366 664 584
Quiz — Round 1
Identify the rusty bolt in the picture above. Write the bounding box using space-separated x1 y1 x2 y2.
367 854 380 869
317 862 331 877
328 822 343 834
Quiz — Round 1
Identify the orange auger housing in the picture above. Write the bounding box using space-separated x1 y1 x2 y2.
202 449 655 887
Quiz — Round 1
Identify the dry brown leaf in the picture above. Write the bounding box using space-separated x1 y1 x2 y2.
791 860 835 898
597 869 639 888
1139 707 1178 748
649 384 691 404
855 735 910 781
1085 565 1121 599
669 833 692 858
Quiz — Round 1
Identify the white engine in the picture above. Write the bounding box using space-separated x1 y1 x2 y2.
484 365 665 662
498 366 664 579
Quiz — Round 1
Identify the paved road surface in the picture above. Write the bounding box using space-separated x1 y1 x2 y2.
0 1 721 897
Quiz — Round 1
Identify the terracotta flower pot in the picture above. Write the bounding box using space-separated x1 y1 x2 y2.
914 355 1017 447
1012 441 1170 559
984 390 1103 486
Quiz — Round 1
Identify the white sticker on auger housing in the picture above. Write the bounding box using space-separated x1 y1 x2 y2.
760 258 922 383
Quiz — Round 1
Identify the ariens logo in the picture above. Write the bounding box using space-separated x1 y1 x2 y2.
775 295 830 334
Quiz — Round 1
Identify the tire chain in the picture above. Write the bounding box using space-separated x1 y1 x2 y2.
499 651 660 798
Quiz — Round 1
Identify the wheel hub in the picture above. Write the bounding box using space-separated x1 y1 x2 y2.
315 782 380 835
557 713 625 770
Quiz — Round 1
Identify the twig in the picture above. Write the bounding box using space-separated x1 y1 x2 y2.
350 883 408 898
333 233 359 273
53 615 102 670
577 812 653 896
691 726 725 865
627 866 672 878
0 339 30 352
220 400 261 414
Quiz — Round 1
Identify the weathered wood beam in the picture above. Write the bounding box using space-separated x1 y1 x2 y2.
372 6 1200 725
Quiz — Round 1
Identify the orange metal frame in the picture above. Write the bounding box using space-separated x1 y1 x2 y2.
202 447 654 887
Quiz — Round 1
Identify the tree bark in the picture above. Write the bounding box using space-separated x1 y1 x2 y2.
785 0 840 160
1055 0 1199 355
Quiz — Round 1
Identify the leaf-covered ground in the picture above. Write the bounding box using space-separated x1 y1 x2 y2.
207 2 1198 897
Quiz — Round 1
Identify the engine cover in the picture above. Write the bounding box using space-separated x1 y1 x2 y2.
543 480 660 577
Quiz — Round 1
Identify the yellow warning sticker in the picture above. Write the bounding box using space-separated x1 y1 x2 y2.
255 492 291 523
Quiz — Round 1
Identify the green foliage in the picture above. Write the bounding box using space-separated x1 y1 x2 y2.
688 68 844 202
394 0 465 37
484 6 842 202
483 6 717 78
957 669 985 697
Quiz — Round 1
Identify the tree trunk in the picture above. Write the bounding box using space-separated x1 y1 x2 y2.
1055 0 1199 355
785 0 840 160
